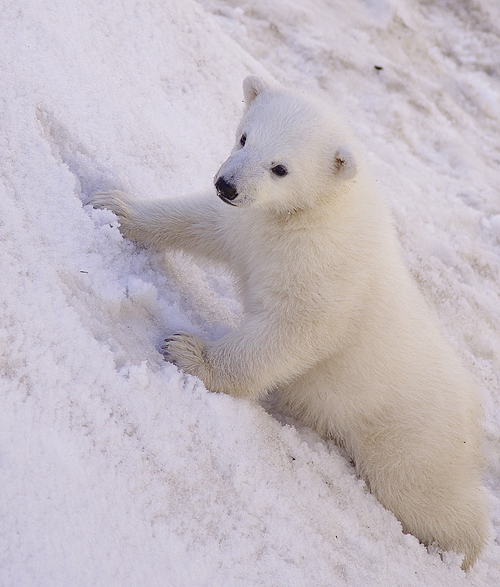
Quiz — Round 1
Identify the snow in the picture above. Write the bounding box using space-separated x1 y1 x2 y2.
1 0 499 585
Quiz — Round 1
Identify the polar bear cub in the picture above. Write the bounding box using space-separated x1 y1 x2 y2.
88 76 487 569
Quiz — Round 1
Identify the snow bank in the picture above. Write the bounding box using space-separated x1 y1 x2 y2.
1 1 499 586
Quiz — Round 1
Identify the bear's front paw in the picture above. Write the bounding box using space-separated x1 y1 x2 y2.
85 190 132 220
162 332 210 382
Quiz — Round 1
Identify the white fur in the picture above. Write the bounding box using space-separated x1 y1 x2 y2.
88 76 487 570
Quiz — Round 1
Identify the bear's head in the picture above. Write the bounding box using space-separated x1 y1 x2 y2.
214 76 358 214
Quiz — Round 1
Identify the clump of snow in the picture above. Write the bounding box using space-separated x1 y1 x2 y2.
1 1 499 586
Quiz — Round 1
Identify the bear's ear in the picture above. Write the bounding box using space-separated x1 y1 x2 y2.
243 76 268 106
333 146 357 180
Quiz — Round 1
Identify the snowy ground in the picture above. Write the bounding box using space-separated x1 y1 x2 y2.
1 1 499 585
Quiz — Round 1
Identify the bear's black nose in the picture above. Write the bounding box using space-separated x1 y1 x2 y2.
215 177 238 201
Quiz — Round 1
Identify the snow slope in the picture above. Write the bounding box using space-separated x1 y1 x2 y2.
0 1 499 585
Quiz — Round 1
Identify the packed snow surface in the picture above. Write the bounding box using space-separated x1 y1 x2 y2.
1 1 499 585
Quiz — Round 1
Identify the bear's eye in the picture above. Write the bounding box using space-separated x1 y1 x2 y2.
271 164 288 177
240 134 247 147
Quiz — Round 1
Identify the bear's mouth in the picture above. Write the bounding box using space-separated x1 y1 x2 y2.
216 191 238 206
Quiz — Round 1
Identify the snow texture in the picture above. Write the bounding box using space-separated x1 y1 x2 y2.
0 1 499 585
